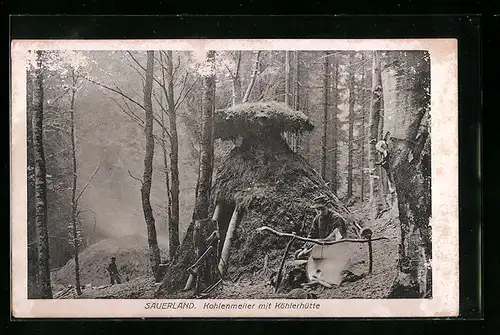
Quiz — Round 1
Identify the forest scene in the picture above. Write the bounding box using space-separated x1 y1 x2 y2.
26 48 431 300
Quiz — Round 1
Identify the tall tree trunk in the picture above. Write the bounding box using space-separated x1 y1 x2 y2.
284 51 292 148
330 57 339 194
359 52 367 202
321 51 330 181
165 51 180 260
377 69 389 206
192 50 216 221
368 51 385 219
285 51 290 106
242 51 261 103
27 67 39 299
69 70 82 296
293 50 300 152
32 51 52 299
192 50 217 292
232 51 242 107
160 109 172 238
387 51 431 298
347 52 356 198
142 50 161 276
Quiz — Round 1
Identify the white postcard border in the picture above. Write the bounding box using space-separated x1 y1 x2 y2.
10 39 459 318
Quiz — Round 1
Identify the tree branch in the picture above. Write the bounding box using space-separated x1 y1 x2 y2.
83 76 145 111
174 76 200 110
242 51 262 103
75 155 104 203
256 226 390 245
127 169 143 184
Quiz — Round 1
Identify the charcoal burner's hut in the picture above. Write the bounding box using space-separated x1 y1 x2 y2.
157 102 361 296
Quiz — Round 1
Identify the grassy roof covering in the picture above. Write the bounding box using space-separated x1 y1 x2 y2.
214 101 314 140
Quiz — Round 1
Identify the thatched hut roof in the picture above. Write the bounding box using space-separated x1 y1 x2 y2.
214 101 314 140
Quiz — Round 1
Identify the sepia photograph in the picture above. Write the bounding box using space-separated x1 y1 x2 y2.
11 39 458 318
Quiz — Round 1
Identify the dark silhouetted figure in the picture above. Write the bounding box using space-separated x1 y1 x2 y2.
107 257 121 285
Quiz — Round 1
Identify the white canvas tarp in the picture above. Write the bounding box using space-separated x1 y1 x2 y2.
306 242 362 286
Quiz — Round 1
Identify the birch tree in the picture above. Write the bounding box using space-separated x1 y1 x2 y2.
32 50 53 299
368 51 385 219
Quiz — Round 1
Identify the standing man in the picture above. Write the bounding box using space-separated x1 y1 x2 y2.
107 257 121 285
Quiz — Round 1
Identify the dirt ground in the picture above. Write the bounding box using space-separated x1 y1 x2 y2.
203 202 401 299
53 201 400 300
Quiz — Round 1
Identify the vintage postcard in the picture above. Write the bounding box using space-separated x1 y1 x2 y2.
11 39 458 318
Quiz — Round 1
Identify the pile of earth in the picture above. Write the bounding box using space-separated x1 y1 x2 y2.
52 235 168 291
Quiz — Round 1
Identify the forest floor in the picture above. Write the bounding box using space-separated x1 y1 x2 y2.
202 201 400 299
53 200 400 300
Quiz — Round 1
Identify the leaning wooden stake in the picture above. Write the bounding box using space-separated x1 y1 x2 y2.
368 237 373 273
218 205 240 277
275 236 296 293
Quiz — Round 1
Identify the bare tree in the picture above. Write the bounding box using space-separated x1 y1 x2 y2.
32 51 53 299
68 69 82 295
160 51 180 260
142 50 162 275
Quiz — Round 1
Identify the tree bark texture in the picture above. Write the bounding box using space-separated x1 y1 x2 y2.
359 53 367 202
69 71 82 295
242 51 261 103
321 51 329 181
285 51 290 106
330 58 339 194
192 50 216 222
165 51 180 260
347 52 356 198
32 51 53 299
160 110 172 239
368 51 385 219
27 67 39 298
142 50 162 276
231 51 242 107
293 50 300 152
387 51 431 298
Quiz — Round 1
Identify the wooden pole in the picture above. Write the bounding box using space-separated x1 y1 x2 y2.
275 236 296 292
256 226 389 245
361 227 374 274
218 205 240 277
368 237 373 274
